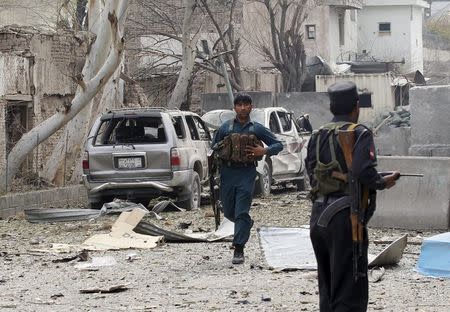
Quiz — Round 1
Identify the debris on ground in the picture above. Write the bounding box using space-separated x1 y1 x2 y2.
74 256 117 271
82 208 163 250
369 267 386 283
368 234 408 267
79 284 129 294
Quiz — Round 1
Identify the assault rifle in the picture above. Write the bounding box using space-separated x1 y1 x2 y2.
379 172 423 179
207 149 221 230
338 127 364 281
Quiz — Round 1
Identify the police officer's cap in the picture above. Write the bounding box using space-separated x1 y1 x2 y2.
327 81 359 115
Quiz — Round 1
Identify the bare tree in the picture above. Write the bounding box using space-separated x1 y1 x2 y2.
128 0 244 99
168 0 200 109
249 0 308 92
196 0 244 91
0 0 130 193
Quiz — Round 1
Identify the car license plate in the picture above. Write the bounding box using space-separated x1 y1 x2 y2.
117 157 143 169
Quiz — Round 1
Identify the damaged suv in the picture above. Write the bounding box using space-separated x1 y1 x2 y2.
82 108 211 209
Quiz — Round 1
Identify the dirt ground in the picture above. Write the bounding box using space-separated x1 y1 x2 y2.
0 187 449 312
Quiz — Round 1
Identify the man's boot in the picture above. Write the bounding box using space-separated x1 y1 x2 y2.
232 245 245 265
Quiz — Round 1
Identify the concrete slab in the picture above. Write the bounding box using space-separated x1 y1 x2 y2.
374 126 411 156
275 92 332 130
369 156 450 230
409 85 450 156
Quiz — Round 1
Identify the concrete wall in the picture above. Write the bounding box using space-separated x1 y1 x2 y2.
374 126 411 156
369 156 450 230
358 2 427 73
409 85 450 156
0 185 88 219
200 91 273 113
315 73 396 126
275 92 333 129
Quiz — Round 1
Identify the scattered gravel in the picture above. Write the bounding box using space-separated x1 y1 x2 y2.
0 186 449 311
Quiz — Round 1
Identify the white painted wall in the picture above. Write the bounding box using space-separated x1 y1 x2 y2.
358 1 428 73
315 73 396 125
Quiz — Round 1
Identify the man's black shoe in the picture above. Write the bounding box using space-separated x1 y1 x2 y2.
232 246 245 265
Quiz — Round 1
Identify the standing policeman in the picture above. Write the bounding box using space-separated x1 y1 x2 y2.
306 81 400 311
212 93 282 265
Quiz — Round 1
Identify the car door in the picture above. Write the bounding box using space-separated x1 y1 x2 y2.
267 110 287 176
276 110 303 176
185 114 211 180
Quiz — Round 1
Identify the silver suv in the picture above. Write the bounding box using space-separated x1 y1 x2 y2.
82 108 211 209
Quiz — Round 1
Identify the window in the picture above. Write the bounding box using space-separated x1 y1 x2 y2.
185 116 200 140
306 25 316 39
192 116 211 141
338 13 345 46
379 22 391 33
172 116 186 139
94 117 165 145
359 93 372 108
269 112 281 134
276 111 292 132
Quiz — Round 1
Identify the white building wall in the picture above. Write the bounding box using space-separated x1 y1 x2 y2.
315 73 396 125
328 8 359 64
303 6 332 62
358 6 412 72
410 6 424 72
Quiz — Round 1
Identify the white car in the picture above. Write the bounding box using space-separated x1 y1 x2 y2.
202 107 310 195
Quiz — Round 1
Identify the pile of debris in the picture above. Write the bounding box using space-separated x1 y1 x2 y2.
374 109 411 133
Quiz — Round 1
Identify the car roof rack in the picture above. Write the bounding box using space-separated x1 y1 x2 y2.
106 107 177 113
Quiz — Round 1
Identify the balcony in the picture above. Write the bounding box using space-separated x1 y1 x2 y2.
321 0 363 9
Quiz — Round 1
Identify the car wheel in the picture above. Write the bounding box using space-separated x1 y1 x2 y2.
88 201 104 209
177 171 201 210
295 178 306 191
255 161 272 197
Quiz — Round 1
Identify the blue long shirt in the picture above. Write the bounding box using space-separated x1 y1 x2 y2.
212 118 283 156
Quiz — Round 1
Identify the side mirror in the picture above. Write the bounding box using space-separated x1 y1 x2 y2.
295 115 313 133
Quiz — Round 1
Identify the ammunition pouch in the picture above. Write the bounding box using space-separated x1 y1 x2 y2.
314 160 347 195
217 133 263 164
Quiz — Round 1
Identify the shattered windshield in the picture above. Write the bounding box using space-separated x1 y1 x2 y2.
93 117 166 145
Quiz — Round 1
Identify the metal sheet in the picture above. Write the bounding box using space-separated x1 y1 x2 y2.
134 218 234 243
258 226 317 271
24 208 101 223
368 234 408 267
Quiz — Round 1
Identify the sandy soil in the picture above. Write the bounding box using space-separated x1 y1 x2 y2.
0 187 449 312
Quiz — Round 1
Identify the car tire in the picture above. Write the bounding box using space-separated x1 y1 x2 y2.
255 161 272 197
88 201 104 209
295 178 306 191
177 171 201 210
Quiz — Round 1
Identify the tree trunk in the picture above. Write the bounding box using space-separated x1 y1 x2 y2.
0 0 129 194
167 0 199 110
41 0 127 185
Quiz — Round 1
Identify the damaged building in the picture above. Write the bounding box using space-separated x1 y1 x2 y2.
0 26 88 184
